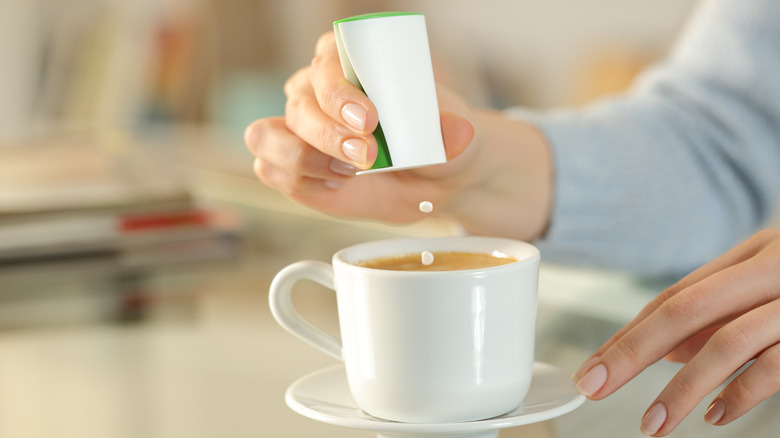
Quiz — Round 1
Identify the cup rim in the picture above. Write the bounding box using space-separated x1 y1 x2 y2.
333 236 539 274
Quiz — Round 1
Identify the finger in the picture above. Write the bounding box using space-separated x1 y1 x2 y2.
707 341 780 426
245 117 358 184
283 66 315 99
664 325 722 363
413 110 476 180
642 298 780 436
574 235 769 380
285 76 377 169
573 290 674 381
245 116 301 160
310 32 378 135
576 258 775 401
440 110 474 160
253 157 333 197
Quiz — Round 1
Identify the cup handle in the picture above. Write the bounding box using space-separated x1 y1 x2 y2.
268 261 342 360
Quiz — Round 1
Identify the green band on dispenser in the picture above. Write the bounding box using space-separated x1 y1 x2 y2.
334 12 422 25
371 122 392 169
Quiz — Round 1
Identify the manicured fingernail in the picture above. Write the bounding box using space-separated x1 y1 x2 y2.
574 356 601 381
641 402 667 436
576 363 607 397
342 103 366 131
705 398 726 425
342 138 367 164
324 179 344 190
329 158 358 176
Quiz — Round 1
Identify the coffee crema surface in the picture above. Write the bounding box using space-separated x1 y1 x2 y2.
357 251 517 272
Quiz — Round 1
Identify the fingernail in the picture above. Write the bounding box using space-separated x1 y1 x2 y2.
704 398 726 425
573 356 601 382
342 138 367 164
329 158 358 176
324 179 344 190
640 402 667 436
342 103 366 131
576 363 607 397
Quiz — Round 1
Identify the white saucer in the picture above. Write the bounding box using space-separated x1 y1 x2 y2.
286 362 585 437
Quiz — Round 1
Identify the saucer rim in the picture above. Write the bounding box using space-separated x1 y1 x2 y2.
285 361 586 433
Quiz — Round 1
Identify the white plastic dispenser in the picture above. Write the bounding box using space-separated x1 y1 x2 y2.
333 12 447 173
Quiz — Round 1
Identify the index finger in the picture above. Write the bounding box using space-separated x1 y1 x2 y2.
577 258 772 401
574 233 765 381
310 32 378 135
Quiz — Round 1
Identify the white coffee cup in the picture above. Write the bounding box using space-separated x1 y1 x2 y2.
269 236 540 423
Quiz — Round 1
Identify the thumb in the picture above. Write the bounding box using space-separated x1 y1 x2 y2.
440 110 475 160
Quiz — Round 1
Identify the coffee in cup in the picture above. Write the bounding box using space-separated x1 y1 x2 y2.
357 251 517 271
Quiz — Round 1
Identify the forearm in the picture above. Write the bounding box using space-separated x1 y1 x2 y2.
519 93 780 277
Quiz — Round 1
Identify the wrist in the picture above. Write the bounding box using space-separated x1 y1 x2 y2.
439 109 554 241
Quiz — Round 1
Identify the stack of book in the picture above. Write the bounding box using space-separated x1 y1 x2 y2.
0 131 241 271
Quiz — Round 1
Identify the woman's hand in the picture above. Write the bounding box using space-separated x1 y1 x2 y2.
245 31 554 240
244 32 476 224
573 228 780 436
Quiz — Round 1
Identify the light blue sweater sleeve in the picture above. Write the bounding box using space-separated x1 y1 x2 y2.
509 0 780 277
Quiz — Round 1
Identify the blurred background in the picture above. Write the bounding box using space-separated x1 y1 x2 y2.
0 0 700 142
10 1 774 438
